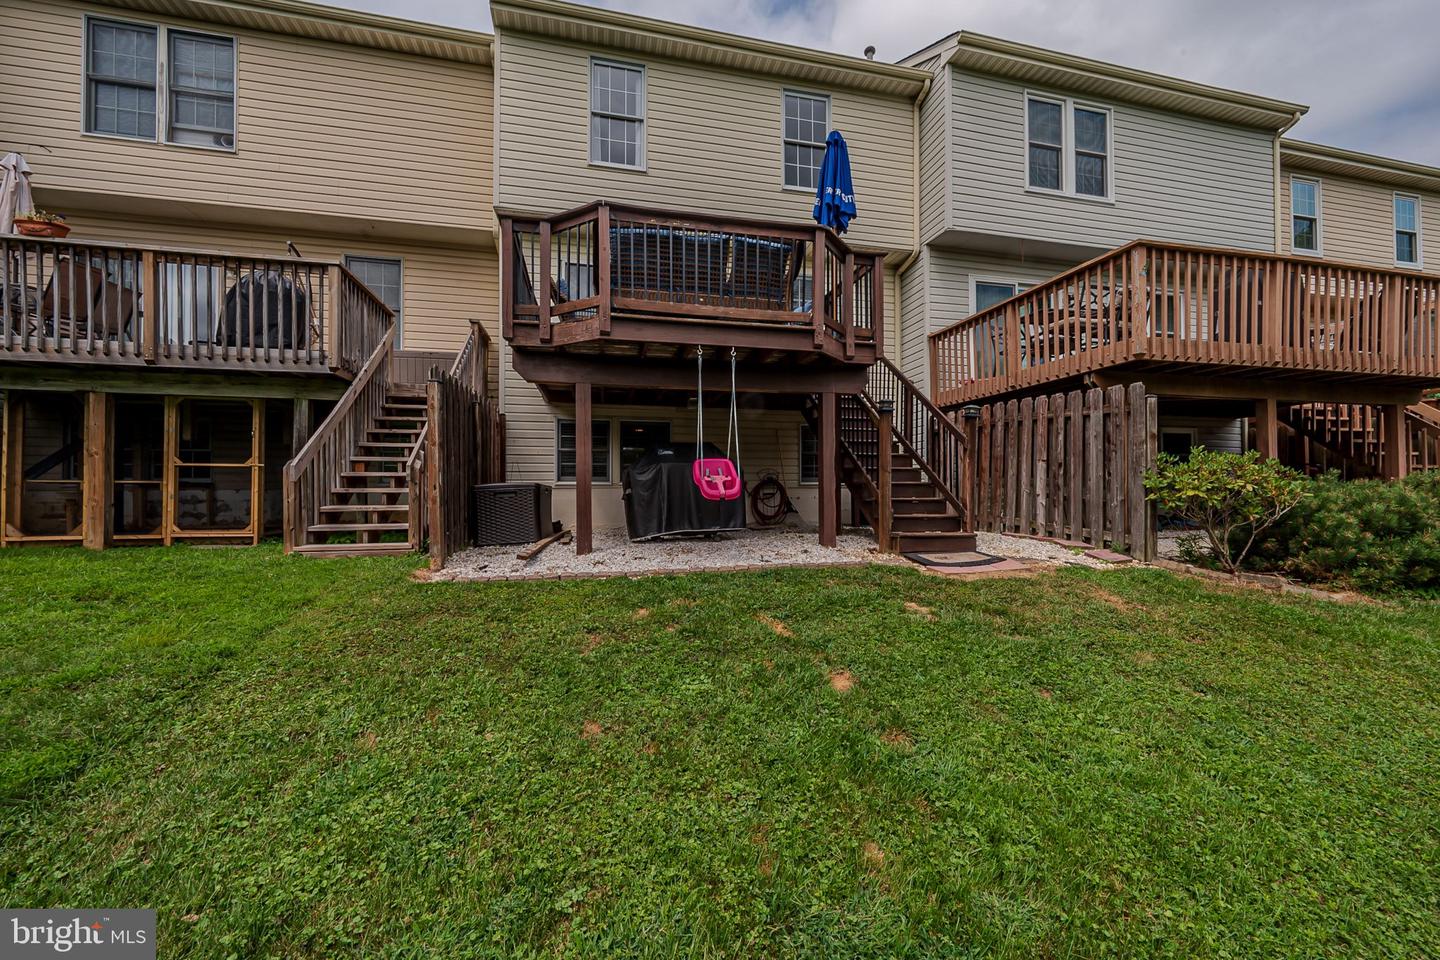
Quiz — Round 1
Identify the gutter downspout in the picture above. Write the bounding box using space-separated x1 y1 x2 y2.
1273 111 1305 251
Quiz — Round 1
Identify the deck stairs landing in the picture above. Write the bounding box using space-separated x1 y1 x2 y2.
291 389 426 557
1283 402 1440 477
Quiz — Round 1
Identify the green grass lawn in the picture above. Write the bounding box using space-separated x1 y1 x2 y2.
1 546 1437 958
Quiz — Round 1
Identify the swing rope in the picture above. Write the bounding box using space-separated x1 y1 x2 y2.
695 347 741 475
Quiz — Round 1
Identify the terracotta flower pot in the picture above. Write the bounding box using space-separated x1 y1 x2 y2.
12 218 70 239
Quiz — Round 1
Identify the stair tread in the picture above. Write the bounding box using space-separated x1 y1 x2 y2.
306 522 410 532
340 471 407 478
331 487 407 495
293 542 416 556
320 503 410 513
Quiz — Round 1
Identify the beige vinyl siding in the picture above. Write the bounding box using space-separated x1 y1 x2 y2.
58 211 499 366
898 250 931 390
929 248 1076 326
916 59 951 245
0 0 493 233
1279 166 1440 270
494 31 915 253
1159 416 1243 455
505 399 828 528
945 70 1277 251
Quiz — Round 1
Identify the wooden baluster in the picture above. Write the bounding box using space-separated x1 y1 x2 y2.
812 230 826 348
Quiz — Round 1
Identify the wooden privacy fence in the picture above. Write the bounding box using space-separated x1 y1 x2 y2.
965 382 1158 560
425 321 503 568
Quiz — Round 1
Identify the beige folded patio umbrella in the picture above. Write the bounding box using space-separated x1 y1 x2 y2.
0 152 34 234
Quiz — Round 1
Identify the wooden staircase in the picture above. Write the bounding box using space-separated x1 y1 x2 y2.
292 389 427 556
806 359 976 555
1282 402 1440 477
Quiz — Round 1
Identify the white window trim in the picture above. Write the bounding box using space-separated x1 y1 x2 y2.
780 89 831 194
1023 91 1115 204
1394 191 1423 269
968 276 1032 316
80 14 238 154
344 254 404 346
588 56 646 172
1289 175 1323 257
555 417 614 486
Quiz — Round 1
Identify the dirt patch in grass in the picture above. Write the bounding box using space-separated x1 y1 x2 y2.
904 601 936 620
581 633 605 655
581 720 604 741
1133 651 1157 667
756 614 793 637
862 840 885 870
667 598 697 608
880 728 915 752
828 669 855 694
1089 586 1141 612
356 730 377 751
1036 688 1054 700
633 608 651 620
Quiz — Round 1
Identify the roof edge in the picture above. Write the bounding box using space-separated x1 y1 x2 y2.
949 32 1307 129
491 0 930 94
1281 138 1440 186
100 0 493 60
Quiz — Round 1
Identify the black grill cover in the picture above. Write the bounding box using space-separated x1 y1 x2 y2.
220 271 308 350
623 443 746 541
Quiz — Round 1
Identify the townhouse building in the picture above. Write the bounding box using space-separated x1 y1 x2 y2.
1 0 1435 558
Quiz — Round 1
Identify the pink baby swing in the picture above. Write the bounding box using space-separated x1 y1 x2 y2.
693 347 743 501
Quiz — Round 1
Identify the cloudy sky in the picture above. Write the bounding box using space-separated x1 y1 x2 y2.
338 0 1439 165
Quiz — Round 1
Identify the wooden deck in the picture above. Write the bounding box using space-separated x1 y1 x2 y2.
1 235 391 380
500 202 884 369
929 241 1440 408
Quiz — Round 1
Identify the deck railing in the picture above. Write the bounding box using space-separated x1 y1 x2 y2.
1 235 389 377
501 202 883 359
930 241 1440 407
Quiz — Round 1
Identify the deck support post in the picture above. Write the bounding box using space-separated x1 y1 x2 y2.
1381 402 1409 480
818 390 837 548
81 391 112 550
1253 397 1279 461
575 381 593 556
291 398 312 456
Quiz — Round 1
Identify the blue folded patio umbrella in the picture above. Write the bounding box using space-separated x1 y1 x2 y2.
812 130 858 234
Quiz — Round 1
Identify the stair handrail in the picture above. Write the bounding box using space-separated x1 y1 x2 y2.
864 358 971 526
283 321 397 552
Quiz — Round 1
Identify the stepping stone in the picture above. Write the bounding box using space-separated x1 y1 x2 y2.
1084 548 1134 564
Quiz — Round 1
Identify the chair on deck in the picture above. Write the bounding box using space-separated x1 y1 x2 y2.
36 257 137 342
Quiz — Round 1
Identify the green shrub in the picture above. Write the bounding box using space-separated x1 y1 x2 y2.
1145 449 1308 573
1249 470 1440 592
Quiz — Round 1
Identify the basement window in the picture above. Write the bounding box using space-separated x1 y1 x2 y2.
557 419 611 483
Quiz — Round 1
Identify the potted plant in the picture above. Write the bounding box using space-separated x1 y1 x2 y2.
11 210 69 239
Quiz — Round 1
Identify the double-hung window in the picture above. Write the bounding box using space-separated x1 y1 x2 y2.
1395 194 1421 267
86 19 158 140
590 59 644 169
345 256 404 342
167 31 236 148
84 16 235 150
1025 95 1111 199
783 91 829 190
1291 177 1321 254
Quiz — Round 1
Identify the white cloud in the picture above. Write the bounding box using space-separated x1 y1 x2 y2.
338 0 1440 164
